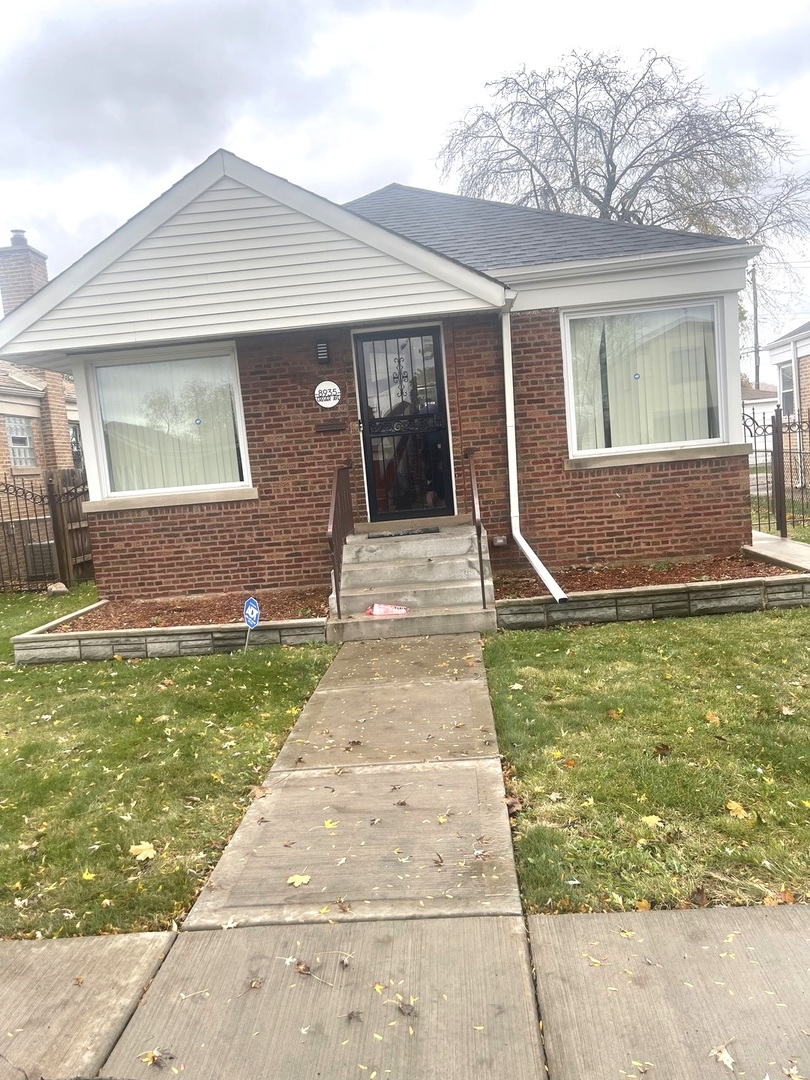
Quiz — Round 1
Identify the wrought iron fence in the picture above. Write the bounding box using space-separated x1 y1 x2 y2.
744 407 810 536
0 468 93 591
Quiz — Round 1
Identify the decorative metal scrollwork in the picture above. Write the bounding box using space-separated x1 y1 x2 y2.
369 415 443 436
391 355 410 402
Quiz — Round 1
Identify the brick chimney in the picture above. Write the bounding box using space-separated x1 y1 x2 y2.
0 230 48 315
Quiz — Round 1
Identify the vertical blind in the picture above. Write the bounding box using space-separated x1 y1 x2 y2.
570 305 719 452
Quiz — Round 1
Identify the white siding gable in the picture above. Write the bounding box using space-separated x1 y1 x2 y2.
5 175 500 355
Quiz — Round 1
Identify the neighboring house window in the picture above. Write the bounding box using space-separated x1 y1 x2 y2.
779 365 794 417
93 348 247 495
6 416 37 467
566 303 720 454
69 421 83 469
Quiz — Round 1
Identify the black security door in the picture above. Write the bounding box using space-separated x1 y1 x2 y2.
355 329 454 520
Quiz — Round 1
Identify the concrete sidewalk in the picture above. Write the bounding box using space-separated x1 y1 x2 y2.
1 635 808 1079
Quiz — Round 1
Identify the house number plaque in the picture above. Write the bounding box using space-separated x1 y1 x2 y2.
314 380 341 409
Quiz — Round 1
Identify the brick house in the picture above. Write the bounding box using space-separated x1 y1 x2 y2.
0 231 79 482
0 150 755 610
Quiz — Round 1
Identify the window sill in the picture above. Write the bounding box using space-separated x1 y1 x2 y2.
10 466 41 476
83 487 259 513
564 443 751 471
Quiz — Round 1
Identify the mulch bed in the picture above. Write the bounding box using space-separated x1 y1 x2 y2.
496 555 798 600
46 556 799 633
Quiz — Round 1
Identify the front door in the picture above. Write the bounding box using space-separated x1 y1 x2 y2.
355 328 454 520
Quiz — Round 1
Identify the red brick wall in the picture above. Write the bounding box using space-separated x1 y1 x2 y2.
509 309 751 569
89 310 752 599
90 328 362 599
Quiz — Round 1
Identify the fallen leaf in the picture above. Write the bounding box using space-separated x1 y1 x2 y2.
706 711 721 726
249 785 270 799
139 1047 175 1068
287 874 311 888
707 1039 735 1071
641 815 662 828
324 819 340 830
81 869 95 880
726 801 749 819
780 705 796 716
635 899 651 911
130 841 156 861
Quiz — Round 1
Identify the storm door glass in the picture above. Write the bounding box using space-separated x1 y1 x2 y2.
355 329 454 519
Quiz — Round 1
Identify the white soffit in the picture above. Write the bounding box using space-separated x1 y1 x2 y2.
0 150 505 360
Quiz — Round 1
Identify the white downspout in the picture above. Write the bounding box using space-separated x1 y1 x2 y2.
501 309 568 603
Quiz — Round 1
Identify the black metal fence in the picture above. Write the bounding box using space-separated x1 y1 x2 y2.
744 407 810 536
0 468 93 592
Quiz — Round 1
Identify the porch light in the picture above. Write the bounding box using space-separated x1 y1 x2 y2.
316 342 330 364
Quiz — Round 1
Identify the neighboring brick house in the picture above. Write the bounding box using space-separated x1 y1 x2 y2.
0 150 755 600
0 231 78 482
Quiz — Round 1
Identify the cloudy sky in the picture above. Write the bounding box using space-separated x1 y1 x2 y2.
2 0 809 376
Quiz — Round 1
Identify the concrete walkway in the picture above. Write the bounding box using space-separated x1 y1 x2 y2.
2 635 808 1079
748 529 810 571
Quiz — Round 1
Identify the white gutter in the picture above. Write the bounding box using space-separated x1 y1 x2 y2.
501 310 568 603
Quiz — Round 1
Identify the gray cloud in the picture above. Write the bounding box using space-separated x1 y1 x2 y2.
707 19 810 88
0 0 467 177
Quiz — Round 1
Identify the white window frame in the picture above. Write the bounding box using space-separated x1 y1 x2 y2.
778 363 795 417
6 415 37 468
562 297 726 459
83 341 252 501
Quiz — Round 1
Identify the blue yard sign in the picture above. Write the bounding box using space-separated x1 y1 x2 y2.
243 597 260 652
243 597 260 629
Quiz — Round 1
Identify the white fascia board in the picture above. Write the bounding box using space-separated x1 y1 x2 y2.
769 338 810 365
222 153 506 308
490 244 757 287
507 255 752 312
0 150 505 360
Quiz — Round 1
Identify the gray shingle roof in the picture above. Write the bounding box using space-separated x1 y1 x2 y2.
766 319 810 349
344 184 745 274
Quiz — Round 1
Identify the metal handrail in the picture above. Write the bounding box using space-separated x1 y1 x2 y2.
464 448 487 610
327 463 354 619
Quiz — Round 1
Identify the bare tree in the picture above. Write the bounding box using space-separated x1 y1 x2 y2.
440 51 810 250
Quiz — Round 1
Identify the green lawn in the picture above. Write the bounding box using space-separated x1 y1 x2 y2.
750 495 810 543
0 588 335 938
484 610 810 913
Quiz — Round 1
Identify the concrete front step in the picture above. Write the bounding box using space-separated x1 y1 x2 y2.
326 605 497 642
341 552 484 587
343 525 478 563
334 578 493 617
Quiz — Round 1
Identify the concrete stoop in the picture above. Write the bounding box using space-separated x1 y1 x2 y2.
327 519 496 642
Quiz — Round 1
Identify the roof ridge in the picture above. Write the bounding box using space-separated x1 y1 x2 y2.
346 183 742 247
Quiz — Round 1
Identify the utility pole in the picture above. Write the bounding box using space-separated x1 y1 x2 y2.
751 263 761 389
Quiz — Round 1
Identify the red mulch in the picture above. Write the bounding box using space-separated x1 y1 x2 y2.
49 555 796 633
496 555 797 600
